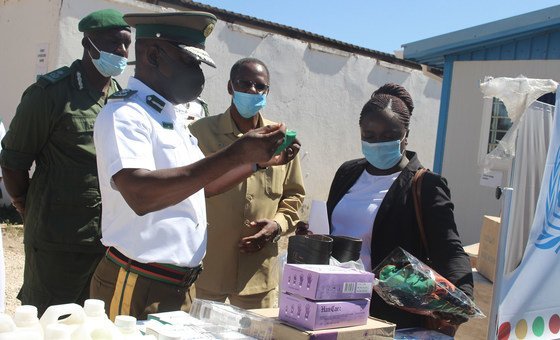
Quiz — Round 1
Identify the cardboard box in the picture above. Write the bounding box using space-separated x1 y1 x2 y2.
251 308 395 340
476 215 501 282
278 292 369 330
463 243 479 268
282 264 374 300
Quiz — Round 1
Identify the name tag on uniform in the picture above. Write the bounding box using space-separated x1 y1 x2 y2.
162 122 174 130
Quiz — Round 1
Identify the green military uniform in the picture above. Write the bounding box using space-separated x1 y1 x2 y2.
0 8 129 315
0 60 121 313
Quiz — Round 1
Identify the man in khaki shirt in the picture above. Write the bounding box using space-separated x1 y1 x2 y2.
190 58 305 308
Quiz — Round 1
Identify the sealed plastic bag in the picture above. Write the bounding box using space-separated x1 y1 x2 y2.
372 247 484 321
395 327 454 340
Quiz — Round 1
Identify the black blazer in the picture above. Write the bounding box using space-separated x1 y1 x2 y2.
326 151 474 329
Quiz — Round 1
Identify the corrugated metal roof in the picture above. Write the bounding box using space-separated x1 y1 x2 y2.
403 5 560 68
146 0 433 73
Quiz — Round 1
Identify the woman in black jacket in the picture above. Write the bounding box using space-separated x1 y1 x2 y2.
327 83 473 333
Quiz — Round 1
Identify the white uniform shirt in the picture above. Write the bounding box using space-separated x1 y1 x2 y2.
183 99 206 123
94 77 207 267
331 170 400 271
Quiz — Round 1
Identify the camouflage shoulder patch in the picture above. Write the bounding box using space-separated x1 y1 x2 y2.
108 89 138 100
37 66 71 88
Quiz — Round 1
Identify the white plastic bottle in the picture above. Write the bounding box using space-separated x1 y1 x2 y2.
72 299 120 340
115 315 143 339
13 305 44 339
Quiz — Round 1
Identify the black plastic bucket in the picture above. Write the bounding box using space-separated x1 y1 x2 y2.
330 235 362 262
287 234 333 264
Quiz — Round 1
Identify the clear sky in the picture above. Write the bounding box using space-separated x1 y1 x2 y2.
194 0 560 54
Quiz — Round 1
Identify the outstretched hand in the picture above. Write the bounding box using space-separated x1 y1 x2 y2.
239 219 280 253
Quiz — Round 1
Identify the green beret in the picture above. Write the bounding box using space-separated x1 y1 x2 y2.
124 11 218 67
79 9 130 32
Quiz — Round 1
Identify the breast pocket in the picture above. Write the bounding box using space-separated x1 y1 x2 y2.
155 131 182 167
53 115 96 153
265 166 287 199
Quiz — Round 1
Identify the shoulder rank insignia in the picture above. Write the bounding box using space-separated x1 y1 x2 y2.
37 66 71 87
108 89 137 100
146 95 165 113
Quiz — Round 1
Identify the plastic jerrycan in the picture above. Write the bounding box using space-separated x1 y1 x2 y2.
114 315 143 339
0 314 16 334
44 324 72 340
72 299 121 340
40 303 86 336
13 305 44 339
0 313 35 339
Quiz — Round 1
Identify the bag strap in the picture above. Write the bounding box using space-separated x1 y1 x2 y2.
412 168 430 261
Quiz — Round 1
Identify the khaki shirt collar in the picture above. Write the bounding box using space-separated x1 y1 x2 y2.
217 108 265 138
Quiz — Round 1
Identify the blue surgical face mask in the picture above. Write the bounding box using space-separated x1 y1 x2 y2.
87 37 128 78
361 137 405 170
232 90 267 118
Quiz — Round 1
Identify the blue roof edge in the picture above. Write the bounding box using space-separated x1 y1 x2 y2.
403 5 560 62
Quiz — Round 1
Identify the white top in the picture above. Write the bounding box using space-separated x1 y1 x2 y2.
0 121 5 312
94 77 207 267
0 121 5 177
331 169 400 271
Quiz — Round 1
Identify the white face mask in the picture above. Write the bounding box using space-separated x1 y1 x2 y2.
87 37 128 77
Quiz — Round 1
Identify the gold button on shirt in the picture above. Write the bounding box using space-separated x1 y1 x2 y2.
189 109 305 295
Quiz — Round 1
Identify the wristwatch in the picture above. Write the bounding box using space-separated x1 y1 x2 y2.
271 221 282 243
252 163 268 172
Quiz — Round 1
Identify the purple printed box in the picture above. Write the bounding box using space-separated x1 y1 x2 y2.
281 264 374 300
278 292 370 331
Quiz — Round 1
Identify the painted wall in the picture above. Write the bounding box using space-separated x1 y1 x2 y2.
442 59 560 244
0 0 441 214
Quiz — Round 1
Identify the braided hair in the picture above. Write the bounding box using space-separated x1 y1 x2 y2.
359 83 414 130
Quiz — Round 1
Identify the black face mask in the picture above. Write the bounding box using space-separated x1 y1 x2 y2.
158 49 205 104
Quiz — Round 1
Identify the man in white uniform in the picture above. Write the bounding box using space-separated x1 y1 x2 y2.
91 11 296 320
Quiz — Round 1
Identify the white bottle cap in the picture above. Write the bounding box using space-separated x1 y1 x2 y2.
83 299 105 317
0 314 15 333
45 324 71 340
13 305 38 327
114 315 137 333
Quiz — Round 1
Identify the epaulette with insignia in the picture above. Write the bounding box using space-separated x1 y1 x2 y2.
108 89 137 100
146 95 166 113
37 66 71 88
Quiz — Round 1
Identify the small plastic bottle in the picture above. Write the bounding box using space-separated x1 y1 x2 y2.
13 305 44 339
72 299 120 339
0 314 16 334
115 315 143 339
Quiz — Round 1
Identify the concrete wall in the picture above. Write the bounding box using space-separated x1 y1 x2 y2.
0 0 441 213
442 60 560 244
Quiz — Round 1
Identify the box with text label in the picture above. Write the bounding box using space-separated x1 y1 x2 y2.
251 308 396 340
278 292 370 330
281 264 375 300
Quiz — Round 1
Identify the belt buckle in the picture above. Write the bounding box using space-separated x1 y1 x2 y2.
183 266 202 287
